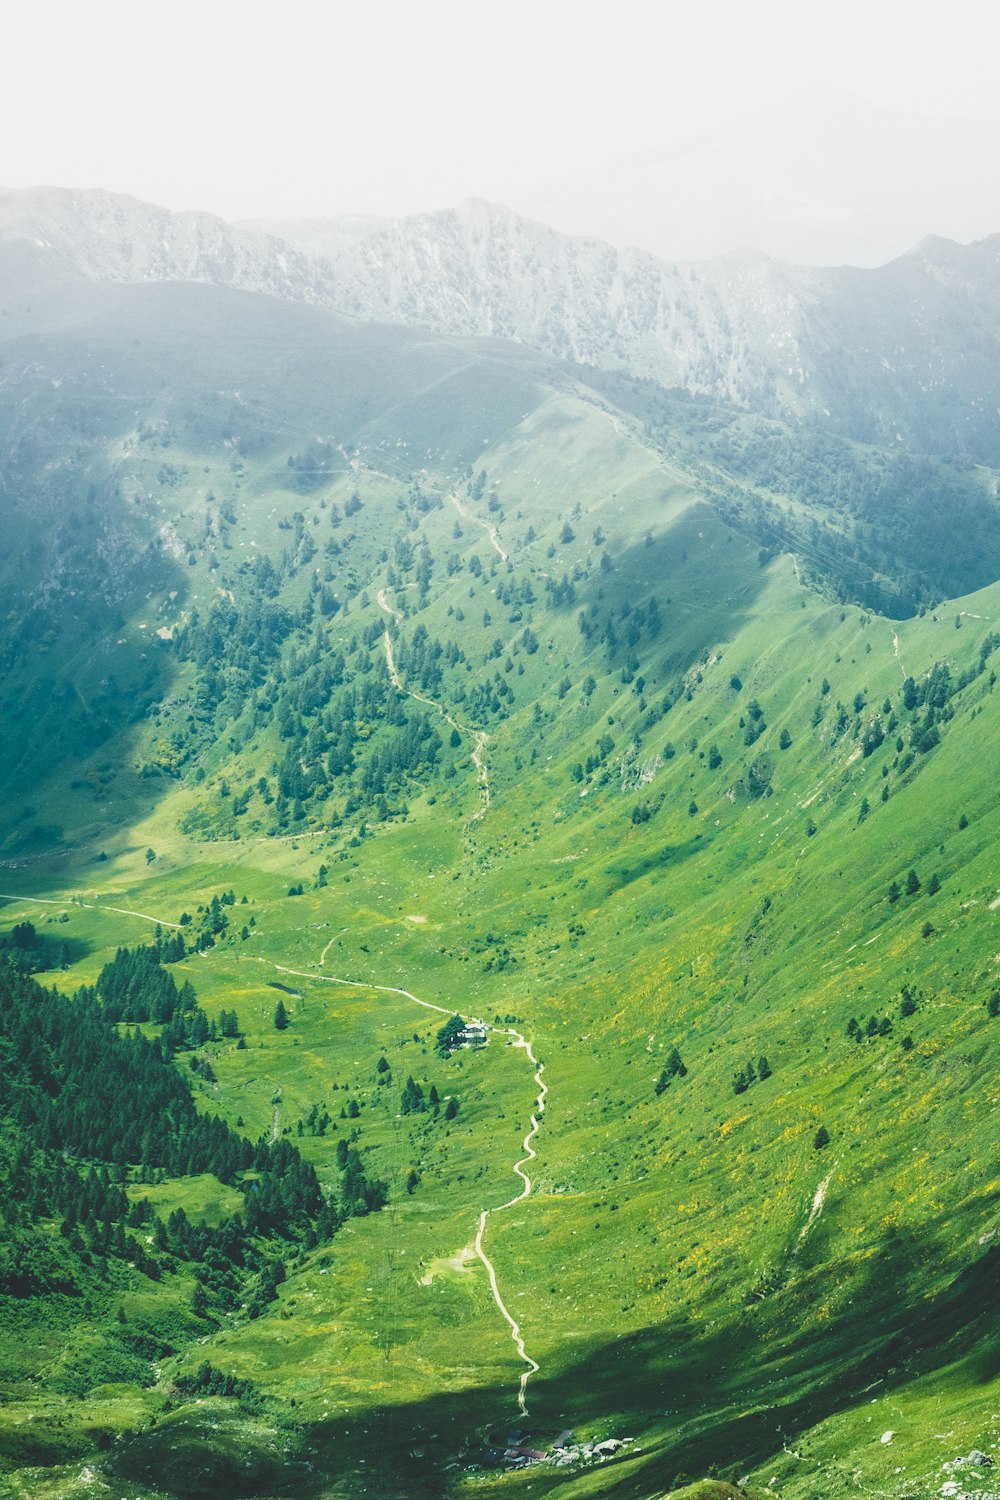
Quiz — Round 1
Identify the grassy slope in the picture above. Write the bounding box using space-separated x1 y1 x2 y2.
0 318 997 1499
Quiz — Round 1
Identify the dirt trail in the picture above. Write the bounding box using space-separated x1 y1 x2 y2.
318 929 350 967
892 631 906 679
375 587 403 622
473 1034 547 1415
796 1167 835 1251
378 593 491 820
243 953 545 1413
449 491 508 562
0 892 183 929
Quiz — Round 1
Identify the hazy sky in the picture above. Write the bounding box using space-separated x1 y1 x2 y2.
4 0 999 221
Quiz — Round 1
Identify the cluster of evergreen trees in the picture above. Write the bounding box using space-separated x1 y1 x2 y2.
846 1015 893 1042
399 1076 458 1120
334 1139 388 1217
435 1015 466 1054
393 622 462 694
732 1056 772 1095
401 1076 436 1114
97 943 195 1025
95 943 243 1055
683 414 1000 612
0 963 316 1206
576 593 663 665
185 891 242 952
654 1048 687 1095
0 960 364 1314
174 1360 264 1409
297 1103 332 1136
0 920 59 974
172 575 471 837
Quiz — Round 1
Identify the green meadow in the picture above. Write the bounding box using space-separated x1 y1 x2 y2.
0 285 997 1499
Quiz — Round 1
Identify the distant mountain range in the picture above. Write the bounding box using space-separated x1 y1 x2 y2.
2 183 999 462
1 150 1000 1500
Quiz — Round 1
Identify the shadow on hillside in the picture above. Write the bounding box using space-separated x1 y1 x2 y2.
564 501 776 697
603 835 707 894
103 1229 999 1499
0 370 190 866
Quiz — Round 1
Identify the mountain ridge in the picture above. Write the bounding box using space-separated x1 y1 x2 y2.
2 186 998 456
4 184 1000 462
0 197 996 1498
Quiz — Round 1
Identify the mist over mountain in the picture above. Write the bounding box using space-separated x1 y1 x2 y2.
0 186 330 303
235 212 392 259
511 93 1000 267
4 183 1000 463
314 198 1000 459
0 153 998 1500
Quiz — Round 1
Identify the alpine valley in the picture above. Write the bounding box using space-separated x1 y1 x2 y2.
0 187 996 1500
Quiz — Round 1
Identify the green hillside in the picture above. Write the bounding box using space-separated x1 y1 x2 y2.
0 265 996 1500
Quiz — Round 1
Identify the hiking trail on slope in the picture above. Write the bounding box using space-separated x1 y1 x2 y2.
377 590 490 821
243 954 545 1413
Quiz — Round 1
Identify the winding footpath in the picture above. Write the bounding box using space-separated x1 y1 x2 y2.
473 1035 547 1415
376 590 491 821
243 953 546 1413
0 891 184 929
1 881 546 1410
891 630 906 680
449 491 508 562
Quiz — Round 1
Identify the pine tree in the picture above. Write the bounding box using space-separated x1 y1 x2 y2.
665 1047 686 1079
400 1077 425 1115
435 1015 465 1054
273 999 289 1031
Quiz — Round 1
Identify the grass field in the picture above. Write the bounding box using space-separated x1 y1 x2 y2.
0 308 997 1500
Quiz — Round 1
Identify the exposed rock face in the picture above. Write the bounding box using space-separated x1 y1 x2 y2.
0 186 330 304
4 186 1000 461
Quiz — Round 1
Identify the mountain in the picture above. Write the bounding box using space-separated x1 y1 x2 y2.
319 199 1000 461
513 93 1000 267
0 195 997 1500
0 185 331 303
235 210 391 259
5 186 1000 463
